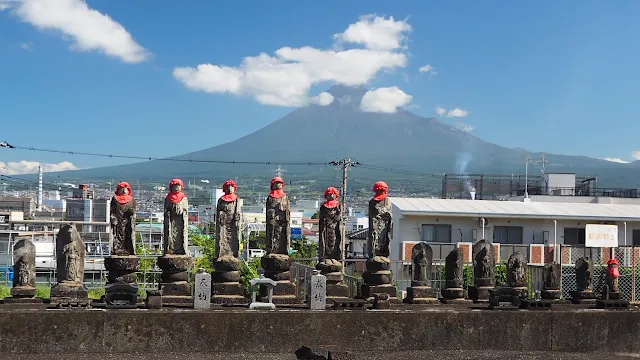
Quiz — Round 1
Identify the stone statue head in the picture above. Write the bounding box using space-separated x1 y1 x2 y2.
372 181 389 200
169 178 184 193
117 186 129 195
223 179 237 194
271 177 284 190
324 186 339 201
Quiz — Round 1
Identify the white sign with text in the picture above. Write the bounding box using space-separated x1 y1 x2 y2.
585 224 618 248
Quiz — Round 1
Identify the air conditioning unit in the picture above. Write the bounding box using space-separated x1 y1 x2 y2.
478 217 490 227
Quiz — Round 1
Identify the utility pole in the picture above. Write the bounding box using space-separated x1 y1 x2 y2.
330 158 360 264
525 157 531 198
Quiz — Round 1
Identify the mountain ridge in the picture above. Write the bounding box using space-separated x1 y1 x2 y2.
44 85 639 188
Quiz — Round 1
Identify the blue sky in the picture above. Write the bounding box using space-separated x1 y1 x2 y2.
1 0 640 174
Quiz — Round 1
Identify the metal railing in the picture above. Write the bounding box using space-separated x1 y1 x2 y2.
514 186 639 198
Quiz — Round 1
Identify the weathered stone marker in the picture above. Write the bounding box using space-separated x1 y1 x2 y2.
405 242 438 304
194 268 211 310
50 223 89 308
5 239 41 304
506 251 528 298
440 248 469 304
307 270 327 310
468 239 495 303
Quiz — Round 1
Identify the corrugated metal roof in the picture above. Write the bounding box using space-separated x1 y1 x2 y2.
390 197 640 221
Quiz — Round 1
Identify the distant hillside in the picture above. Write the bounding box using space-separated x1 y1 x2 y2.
50 85 640 189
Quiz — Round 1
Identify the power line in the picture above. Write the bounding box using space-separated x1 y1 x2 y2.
3 144 329 166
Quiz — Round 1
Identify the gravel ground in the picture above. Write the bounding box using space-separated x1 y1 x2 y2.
6 351 640 360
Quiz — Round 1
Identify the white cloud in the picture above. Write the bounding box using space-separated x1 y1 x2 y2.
19 42 33 51
173 14 410 107
333 14 411 51
632 151 640 161
310 92 334 106
435 106 447 116
0 2 12 11
0 160 79 175
447 108 469 118
419 64 437 76
603 157 628 164
455 121 474 132
7 0 149 63
360 86 412 113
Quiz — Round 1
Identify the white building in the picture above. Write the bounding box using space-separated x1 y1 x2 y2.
390 197 640 266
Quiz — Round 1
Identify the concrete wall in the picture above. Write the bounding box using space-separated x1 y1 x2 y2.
0 310 639 355
391 213 640 261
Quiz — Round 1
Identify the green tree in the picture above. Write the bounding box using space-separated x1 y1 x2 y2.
190 229 216 274
311 212 319 219
290 236 317 266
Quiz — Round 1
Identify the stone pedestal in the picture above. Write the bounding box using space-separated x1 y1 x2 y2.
469 277 494 303
306 270 327 310
440 279 469 304
50 281 89 307
316 259 349 302
104 255 139 308
211 256 247 305
541 288 561 300
405 280 438 305
489 286 521 310
360 256 398 304
260 254 298 304
4 285 42 304
158 254 194 307
145 290 162 309
570 290 597 304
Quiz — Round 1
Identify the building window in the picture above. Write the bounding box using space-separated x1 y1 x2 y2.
564 228 585 245
632 230 640 246
493 226 523 244
421 224 452 243
357 224 364 229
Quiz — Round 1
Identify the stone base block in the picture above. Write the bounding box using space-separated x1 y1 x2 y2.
468 286 492 303
211 295 248 305
360 284 399 304
266 295 300 305
489 287 521 309
474 278 495 288
10 286 36 298
440 298 472 305
541 289 561 300
604 291 621 300
3 297 43 304
324 272 344 284
316 259 343 274
214 256 241 272
362 270 392 286
373 293 391 309
405 286 438 305
50 282 88 300
48 298 92 309
441 287 464 300
596 299 630 309
145 290 162 309
511 286 529 299
570 290 597 304
520 299 553 309
330 298 368 310
260 280 296 297
365 256 391 272
161 295 194 308
261 254 292 272
326 283 349 298
105 283 138 308
161 281 192 296
212 282 245 297
157 255 194 272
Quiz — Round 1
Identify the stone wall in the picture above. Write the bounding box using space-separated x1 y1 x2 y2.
0 310 638 354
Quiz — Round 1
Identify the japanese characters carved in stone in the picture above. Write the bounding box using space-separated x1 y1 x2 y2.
163 178 189 256
216 179 241 258
367 181 392 258
110 182 136 256
318 187 343 263
265 176 290 255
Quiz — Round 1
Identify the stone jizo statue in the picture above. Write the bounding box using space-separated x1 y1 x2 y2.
216 179 241 258
265 176 290 255
163 178 189 256
318 186 343 263
411 242 432 286
506 251 527 288
367 181 392 258
57 224 86 284
110 181 136 256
